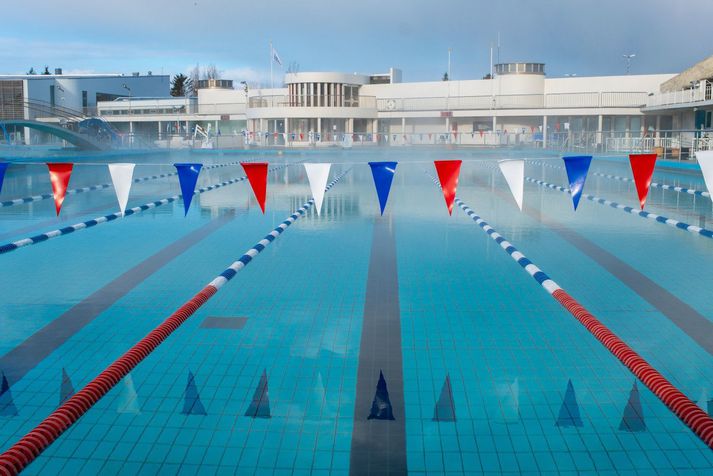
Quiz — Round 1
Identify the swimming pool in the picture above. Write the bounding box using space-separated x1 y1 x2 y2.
0 147 712 475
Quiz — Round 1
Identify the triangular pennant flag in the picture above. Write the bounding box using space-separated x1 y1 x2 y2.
108 163 135 216
619 381 646 432
241 162 268 213
498 159 525 210
368 370 395 420
433 374 456 422
496 377 520 423
182 370 207 415
59 368 75 406
304 163 331 216
0 162 8 194
245 369 271 418
434 160 462 215
695 151 713 195
629 153 657 209
0 372 18 416
174 163 202 216
556 379 583 427
47 163 74 215
562 156 592 211
368 161 398 216
117 373 141 414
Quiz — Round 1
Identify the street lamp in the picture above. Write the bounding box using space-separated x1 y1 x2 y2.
622 54 636 75
122 83 133 145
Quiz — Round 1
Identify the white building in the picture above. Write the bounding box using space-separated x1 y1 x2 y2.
0 70 168 145
5 57 711 157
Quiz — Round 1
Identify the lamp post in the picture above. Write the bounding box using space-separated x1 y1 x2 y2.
622 54 636 75
122 84 133 146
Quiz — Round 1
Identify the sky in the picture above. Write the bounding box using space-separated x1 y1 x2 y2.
1 0 712 85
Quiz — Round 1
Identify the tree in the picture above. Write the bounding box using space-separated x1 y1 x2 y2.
442 72 449 81
170 73 192 97
188 64 201 96
27 67 36 75
204 64 220 80
43 66 50 75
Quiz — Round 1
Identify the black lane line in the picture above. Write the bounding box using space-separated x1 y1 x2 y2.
0 210 236 387
350 215 407 476
476 174 713 356
534 214 713 356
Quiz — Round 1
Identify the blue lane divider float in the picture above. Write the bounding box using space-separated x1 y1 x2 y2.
0 162 292 256
525 176 713 240
425 172 713 449
0 168 351 474
529 159 710 198
0 160 248 209
207 168 349 290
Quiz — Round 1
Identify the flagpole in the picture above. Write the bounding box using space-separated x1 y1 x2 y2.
270 40 273 88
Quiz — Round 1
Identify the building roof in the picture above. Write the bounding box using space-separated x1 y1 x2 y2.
660 55 713 92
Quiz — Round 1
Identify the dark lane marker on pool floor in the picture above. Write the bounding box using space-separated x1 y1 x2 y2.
0 210 236 387
476 173 713 356
350 215 407 476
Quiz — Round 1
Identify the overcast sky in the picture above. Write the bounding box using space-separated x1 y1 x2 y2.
2 0 712 84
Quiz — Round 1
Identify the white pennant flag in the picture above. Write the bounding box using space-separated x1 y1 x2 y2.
108 163 135 216
498 159 525 210
304 163 331 216
696 151 713 195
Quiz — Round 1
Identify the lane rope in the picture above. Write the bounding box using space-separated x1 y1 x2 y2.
0 162 293 256
529 159 710 198
426 173 713 449
0 161 248 208
525 176 713 240
0 168 350 476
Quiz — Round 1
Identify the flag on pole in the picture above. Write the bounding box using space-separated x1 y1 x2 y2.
272 47 282 66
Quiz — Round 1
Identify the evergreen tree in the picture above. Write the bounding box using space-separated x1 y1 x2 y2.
170 73 192 97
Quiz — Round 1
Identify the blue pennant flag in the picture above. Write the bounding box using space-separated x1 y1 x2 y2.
369 161 398 216
174 163 203 216
562 155 592 211
0 162 8 194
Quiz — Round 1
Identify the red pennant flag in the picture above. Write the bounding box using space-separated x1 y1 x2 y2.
47 163 74 215
629 153 657 209
299 133 304 140
479 130 484 138
273 132 278 139
434 160 462 215
453 132 458 139
241 162 268 213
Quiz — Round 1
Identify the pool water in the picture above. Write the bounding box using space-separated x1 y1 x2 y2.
0 148 711 475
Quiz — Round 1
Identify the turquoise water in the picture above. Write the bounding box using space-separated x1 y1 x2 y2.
0 148 712 475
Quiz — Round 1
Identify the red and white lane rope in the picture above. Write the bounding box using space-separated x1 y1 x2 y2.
0 169 350 475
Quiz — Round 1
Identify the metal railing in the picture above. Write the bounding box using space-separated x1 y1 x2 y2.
248 95 377 109
375 91 649 112
645 80 712 108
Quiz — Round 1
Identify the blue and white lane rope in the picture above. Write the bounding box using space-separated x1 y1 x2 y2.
0 160 248 208
208 168 351 290
0 162 291 256
426 171 713 448
525 176 713 240
529 160 710 198
426 173 560 294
